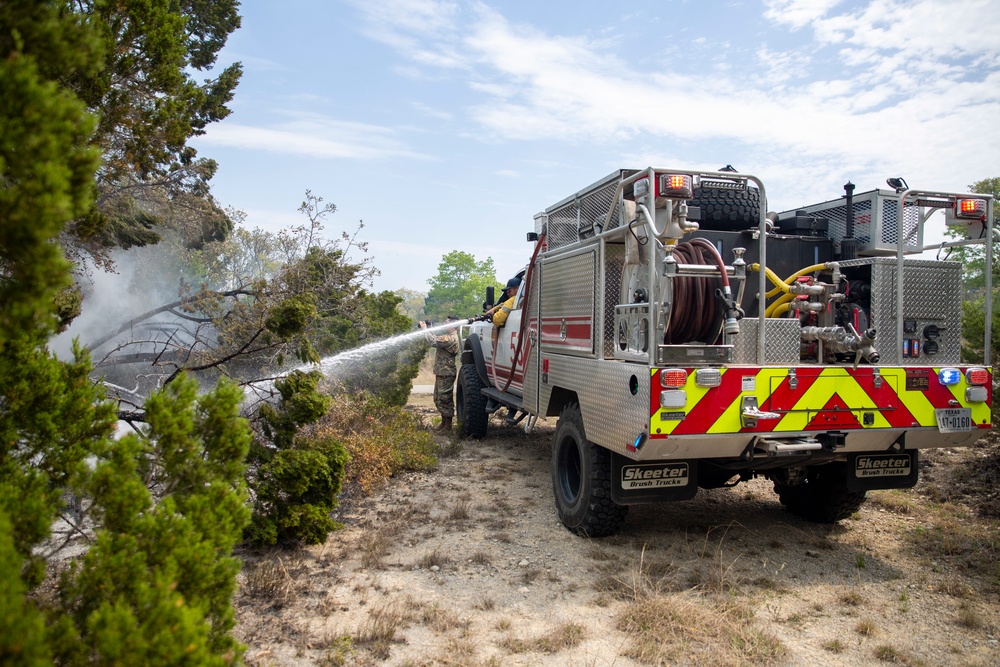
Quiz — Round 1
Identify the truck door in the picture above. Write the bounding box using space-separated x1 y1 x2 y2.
490 283 527 393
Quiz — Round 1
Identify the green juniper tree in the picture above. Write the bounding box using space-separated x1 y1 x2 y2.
1 2 251 664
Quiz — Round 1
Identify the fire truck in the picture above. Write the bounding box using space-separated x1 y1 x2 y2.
457 167 994 536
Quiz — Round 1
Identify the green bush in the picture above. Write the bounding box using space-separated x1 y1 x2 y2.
0 375 251 666
246 370 349 546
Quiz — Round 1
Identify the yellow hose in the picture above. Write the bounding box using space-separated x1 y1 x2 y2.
752 262 832 299
765 291 796 317
750 264 794 295
769 300 796 318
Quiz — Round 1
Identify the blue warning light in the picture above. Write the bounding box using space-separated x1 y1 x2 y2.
938 368 961 385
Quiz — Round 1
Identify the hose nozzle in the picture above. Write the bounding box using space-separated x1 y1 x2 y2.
716 287 743 337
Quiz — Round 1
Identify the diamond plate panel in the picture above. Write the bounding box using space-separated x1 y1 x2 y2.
779 190 922 255
732 318 801 364
539 248 597 355
603 243 625 358
546 207 578 251
542 356 650 455
841 257 962 364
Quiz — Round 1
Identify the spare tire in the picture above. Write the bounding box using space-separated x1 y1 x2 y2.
690 184 762 231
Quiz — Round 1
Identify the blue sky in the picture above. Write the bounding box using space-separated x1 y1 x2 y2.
192 0 1000 296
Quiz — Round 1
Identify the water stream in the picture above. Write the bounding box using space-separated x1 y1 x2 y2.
243 320 461 400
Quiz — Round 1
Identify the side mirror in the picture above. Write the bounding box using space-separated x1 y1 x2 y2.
484 285 495 310
527 232 539 242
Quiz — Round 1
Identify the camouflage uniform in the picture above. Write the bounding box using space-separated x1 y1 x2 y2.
426 328 460 419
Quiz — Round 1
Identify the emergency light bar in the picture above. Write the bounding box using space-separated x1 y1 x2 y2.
696 176 748 191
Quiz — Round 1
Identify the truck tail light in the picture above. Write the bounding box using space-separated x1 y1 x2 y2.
966 386 988 403
661 369 688 388
955 198 986 219
965 368 989 385
695 368 722 387
660 390 687 409
658 174 693 199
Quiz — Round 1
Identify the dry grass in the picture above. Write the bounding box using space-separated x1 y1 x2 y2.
873 643 926 665
313 392 438 495
855 618 878 636
354 601 406 659
823 638 846 653
593 546 678 600
956 601 986 629
870 489 916 514
243 558 296 608
840 589 863 606
470 550 492 566
447 499 471 523
898 487 1000 590
418 602 469 633
359 519 405 569
418 547 451 570
618 594 784 666
499 622 585 654
520 568 543 585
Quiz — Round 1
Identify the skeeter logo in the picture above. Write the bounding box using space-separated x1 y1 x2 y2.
855 455 911 478
621 463 689 489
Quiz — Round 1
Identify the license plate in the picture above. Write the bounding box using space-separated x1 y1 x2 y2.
935 408 971 433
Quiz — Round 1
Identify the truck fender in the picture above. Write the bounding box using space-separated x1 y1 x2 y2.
461 333 493 389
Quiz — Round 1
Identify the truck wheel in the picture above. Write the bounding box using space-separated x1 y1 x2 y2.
456 363 489 439
691 184 762 231
773 463 867 523
551 403 627 536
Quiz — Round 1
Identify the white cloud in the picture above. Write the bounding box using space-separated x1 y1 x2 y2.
763 0 846 30
410 101 453 121
755 44 811 86
344 1 999 192
199 113 426 160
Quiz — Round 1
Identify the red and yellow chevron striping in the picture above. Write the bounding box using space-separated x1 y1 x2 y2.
649 367 992 438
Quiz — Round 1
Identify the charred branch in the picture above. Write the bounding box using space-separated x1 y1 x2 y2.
84 287 256 352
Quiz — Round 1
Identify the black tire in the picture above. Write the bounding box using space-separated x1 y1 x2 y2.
551 403 627 536
691 184 762 231
773 463 867 523
456 363 488 439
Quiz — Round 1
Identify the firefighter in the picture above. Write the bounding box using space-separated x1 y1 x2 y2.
419 315 461 432
485 276 521 350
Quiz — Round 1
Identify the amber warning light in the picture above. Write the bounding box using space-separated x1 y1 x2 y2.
956 198 986 219
657 174 693 199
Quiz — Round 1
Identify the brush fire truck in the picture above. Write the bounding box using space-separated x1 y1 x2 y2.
457 167 995 536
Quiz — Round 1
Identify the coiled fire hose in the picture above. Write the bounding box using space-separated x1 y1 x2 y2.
664 238 731 344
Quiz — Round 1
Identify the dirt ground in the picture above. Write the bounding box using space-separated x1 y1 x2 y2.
235 375 1000 667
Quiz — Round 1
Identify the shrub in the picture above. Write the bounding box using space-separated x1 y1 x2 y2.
246 371 348 546
313 391 438 494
